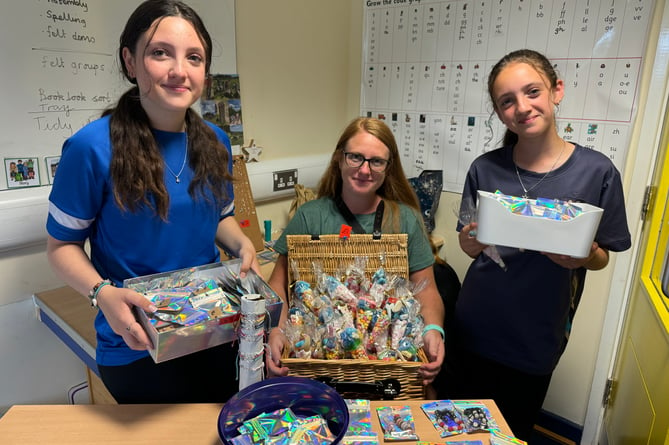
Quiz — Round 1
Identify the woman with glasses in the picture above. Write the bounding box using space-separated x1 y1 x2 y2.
265 117 445 389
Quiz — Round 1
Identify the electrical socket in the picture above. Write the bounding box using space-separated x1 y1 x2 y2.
273 169 297 192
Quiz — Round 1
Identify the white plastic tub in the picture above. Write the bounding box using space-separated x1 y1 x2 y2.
475 190 603 258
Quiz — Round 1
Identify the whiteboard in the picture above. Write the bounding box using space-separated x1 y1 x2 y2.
361 0 655 193
0 0 236 191
0 0 235 251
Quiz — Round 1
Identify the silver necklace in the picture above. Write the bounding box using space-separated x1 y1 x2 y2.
514 140 566 199
165 134 188 183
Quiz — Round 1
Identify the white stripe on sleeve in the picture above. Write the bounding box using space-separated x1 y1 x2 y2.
48 201 94 231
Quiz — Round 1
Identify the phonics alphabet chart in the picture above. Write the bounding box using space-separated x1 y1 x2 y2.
361 0 655 192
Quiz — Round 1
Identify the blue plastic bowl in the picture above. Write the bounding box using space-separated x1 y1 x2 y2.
218 376 350 444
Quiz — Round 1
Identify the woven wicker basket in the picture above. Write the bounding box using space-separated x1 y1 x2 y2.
283 233 426 400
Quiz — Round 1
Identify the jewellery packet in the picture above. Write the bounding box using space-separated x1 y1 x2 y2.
421 400 466 437
125 259 282 363
376 405 419 441
452 400 500 434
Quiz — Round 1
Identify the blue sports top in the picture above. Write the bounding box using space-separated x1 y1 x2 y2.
46 115 234 365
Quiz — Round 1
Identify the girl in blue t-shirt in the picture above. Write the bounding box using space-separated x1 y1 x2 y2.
46 0 259 404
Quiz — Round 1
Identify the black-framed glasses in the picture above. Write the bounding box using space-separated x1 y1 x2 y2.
343 152 390 172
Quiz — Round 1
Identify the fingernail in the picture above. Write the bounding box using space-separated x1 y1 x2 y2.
148 304 157 312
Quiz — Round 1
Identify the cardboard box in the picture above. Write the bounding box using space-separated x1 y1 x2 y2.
125 260 282 363
475 190 604 258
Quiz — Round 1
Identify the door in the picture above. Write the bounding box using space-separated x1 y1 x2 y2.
602 120 669 444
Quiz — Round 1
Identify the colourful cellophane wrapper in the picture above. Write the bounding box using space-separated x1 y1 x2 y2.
143 278 237 330
324 275 357 311
342 437 379 445
285 264 425 361
344 399 374 437
421 400 466 437
453 400 500 433
238 408 297 442
287 416 336 444
340 326 367 359
457 196 507 271
235 408 336 445
444 441 484 445
417 442 484 445
492 190 583 221
376 406 418 441
490 429 528 445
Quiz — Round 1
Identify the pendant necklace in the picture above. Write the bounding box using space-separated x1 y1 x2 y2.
165 134 188 183
514 140 566 199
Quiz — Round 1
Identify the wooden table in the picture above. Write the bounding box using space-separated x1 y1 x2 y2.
0 400 513 444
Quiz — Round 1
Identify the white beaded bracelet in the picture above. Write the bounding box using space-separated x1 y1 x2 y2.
88 279 113 308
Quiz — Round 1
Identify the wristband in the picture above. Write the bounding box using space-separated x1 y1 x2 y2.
88 279 113 308
422 324 445 340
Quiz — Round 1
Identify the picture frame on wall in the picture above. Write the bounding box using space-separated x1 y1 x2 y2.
4 157 40 189
201 74 244 151
45 156 60 184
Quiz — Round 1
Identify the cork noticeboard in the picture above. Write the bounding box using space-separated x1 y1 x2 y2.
231 155 264 252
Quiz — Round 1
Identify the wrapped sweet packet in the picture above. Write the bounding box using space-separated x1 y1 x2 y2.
284 259 425 362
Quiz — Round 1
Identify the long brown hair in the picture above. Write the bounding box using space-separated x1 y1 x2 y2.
487 49 559 147
105 0 232 220
317 117 422 233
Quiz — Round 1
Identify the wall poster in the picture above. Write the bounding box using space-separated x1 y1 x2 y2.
361 0 655 192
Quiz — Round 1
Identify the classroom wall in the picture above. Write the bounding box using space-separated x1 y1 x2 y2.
234 0 363 161
0 0 361 416
245 0 628 429
0 0 630 431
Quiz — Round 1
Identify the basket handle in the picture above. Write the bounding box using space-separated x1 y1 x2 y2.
315 377 401 400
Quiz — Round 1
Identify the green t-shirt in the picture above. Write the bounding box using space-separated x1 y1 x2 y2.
273 197 434 273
